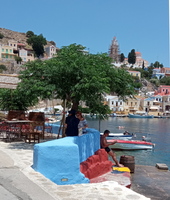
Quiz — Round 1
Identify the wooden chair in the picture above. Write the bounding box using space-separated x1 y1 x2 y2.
24 123 40 144
44 119 53 138
0 122 7 139
24 112 45 143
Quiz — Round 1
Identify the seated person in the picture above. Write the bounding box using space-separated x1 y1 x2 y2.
100 130 123 167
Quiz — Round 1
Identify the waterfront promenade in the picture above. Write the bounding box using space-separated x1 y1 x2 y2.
0 139 151 200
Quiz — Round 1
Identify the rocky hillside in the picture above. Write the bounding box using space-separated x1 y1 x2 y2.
0 28 53 47
0 28 55 74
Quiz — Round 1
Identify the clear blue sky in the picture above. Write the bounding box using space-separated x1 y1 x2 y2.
1 0 169 67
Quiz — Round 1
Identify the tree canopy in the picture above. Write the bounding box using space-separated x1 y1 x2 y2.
0 33 4 39
160 76 170 85
15 56 22 64
128 49 136 67
0 88 39 111
27 33 47 58
18 43 136 114
26 31 34 38
153 61 164 68
120 53 125 63
0 64 7 73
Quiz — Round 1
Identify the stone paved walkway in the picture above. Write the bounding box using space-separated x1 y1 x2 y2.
0 140 150 200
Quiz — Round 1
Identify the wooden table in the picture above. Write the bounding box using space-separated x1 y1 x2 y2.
4 120 45 143
4 120 33 142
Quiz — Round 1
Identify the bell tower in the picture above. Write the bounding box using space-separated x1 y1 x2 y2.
109 37 120 62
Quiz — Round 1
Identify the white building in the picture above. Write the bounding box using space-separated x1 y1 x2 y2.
45 45 58 58
105 95 124 112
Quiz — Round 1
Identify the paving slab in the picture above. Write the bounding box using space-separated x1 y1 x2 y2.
131 165 170 200
155 163 169 170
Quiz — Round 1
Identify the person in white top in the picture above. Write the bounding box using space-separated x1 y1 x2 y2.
76 111 88 134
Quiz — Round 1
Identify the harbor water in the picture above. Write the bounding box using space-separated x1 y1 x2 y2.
86 116 170 169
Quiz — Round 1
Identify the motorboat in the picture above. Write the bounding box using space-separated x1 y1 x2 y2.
108 139 155 150
128 113 154 118
100 131 133 140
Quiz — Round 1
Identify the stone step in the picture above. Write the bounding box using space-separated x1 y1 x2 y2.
155 163 169 170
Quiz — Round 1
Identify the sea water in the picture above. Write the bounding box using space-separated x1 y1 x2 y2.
86 116 170 169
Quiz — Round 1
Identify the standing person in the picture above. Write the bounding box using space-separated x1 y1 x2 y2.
76 111 88 134
65 109 80 136
100 130 123 167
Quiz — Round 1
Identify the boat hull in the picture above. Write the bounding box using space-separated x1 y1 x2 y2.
108 139 154 150
128 114 154 118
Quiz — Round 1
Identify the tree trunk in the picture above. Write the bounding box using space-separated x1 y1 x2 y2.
72 99 79 111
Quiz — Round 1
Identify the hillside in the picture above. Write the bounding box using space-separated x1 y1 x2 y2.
0 28 53 48
0 28 55 74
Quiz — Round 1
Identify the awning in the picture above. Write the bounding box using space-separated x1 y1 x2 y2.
150 106 159 110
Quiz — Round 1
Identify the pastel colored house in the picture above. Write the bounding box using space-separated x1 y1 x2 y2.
155 85 170 95
19 48 28 62
44 45 59 58
127 70 141 79
160 68 170 77
105 95 124 112
152 68 165 79
140 96 162 114
8 39 18 49
0 44 16 60
124 96 141 113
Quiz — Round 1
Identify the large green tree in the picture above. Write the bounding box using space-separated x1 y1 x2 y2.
128 49 136 67
27 34 47 58
19 44 136 114
120 53 125 63
153 61 164 68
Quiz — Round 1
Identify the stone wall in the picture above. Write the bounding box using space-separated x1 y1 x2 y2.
0 73 19 89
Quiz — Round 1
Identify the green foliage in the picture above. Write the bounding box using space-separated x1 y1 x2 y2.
27 34 47 58
19 43 136 115
153 61 163 68
160 76 170 85
150 78 160 87
78 106 90 113
128 49 136 66
19 59 55 101
142 61 145 69
147 66 154 79
0 64 7 72
120 53 125 62
15 56 22 64
0 33 4 39
0 88 39 111
26 31 34 38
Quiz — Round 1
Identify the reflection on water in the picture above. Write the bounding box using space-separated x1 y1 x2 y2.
86 116 170 168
